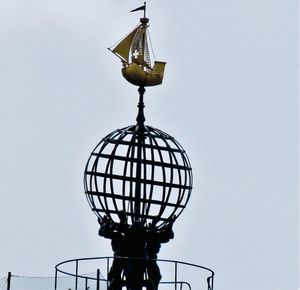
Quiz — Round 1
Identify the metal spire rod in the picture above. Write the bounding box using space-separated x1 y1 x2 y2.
134 86 146 221
136 86 145 126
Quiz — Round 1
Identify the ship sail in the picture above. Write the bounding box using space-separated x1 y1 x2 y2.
131 27 151 69
109 16 166 87
111 26 141 64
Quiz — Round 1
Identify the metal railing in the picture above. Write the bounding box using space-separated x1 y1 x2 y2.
55 257 214 290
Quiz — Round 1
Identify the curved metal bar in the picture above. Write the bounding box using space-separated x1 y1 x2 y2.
55 256 214 290
56 256 214 276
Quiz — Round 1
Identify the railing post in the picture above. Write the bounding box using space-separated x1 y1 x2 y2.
174 262 177 290
207 276 214 290
106 258 110 290
96 269 100 290
54 269 57 290
75 260 78 290
85 277 88 290
7 272 11 290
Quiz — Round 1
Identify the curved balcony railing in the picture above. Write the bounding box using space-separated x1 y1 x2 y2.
54 257 214 290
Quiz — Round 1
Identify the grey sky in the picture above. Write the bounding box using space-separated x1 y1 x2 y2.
0 1 298 290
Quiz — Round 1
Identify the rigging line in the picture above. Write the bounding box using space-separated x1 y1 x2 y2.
147 28 156 61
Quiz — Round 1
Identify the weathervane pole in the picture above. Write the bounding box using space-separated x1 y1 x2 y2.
136 86 145 126
134 85 146 221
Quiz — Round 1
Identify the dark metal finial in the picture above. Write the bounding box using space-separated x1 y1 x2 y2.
136 86 146 126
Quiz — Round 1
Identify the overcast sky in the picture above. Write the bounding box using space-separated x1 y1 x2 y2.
0 1 298 290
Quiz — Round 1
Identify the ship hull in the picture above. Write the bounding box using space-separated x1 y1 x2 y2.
121 62 166 87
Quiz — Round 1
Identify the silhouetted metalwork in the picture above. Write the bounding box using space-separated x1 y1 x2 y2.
84 87 193 229
83 86 193 290
98 214 175 290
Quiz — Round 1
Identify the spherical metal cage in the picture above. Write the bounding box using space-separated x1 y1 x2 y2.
84 125 193 229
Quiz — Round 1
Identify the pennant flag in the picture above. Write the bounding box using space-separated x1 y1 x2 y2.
130 3 146 13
